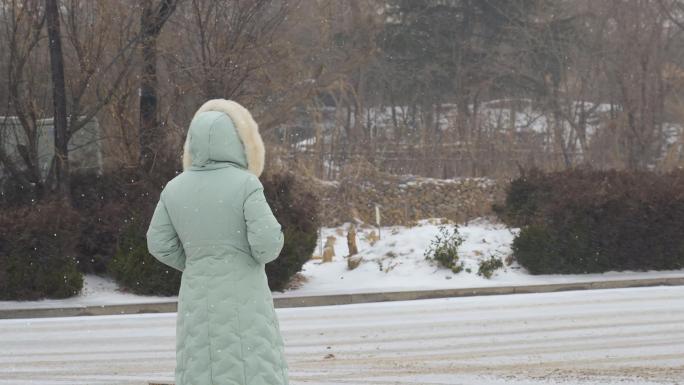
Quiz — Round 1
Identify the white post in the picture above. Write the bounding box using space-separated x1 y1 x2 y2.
375 204 381 239
317 226 323 258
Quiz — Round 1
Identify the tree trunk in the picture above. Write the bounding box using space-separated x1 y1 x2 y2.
46 0 70 202
139 26 158 172
139 0 178 173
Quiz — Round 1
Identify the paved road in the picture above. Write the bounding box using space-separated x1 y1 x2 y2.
1 286 683 385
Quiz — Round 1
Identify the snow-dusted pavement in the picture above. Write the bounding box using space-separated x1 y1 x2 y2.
1 286 683 385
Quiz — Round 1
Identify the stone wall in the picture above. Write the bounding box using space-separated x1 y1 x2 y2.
307 160 506 227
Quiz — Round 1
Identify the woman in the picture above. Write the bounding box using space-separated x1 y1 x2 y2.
146 99 288 385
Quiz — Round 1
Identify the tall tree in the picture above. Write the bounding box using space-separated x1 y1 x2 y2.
377 0 542 175
45 0 70 201
139 0 178 173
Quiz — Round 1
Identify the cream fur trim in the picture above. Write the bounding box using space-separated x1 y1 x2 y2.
182 99 265 177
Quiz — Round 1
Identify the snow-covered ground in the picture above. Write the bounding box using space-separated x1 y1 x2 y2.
1 218 683 311
287 218 684 296
0 274 176 310
1 286 682 384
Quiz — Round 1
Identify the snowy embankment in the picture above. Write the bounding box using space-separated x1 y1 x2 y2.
1 286 683 384
1 217 683 310
280 217 684 296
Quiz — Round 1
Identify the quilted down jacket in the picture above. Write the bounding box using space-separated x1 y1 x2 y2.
146 99 288 385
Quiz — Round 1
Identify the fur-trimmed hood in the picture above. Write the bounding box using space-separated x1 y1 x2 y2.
182 99 265 177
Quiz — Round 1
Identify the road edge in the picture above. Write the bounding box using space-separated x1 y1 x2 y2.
2 276 683 319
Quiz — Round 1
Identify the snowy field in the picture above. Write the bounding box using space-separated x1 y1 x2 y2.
2 218 684 311
1 286 682 385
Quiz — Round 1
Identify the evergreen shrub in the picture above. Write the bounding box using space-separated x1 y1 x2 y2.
107 210 182 296
477 255 504 279
424 224 465 273
498 169 684 274
262 171 321 291
0 201 84 300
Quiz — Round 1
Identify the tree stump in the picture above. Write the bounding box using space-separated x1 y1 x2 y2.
347 225 358 256
322 236 336 262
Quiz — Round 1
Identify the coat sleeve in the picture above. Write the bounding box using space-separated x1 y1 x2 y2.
146 192 186 272
243 176 285 265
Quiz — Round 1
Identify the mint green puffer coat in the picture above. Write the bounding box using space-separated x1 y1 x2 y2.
146 99 288 385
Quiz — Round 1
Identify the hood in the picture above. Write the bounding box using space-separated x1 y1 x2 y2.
182 99 265 177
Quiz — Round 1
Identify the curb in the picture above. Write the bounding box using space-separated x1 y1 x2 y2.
2 276 683 320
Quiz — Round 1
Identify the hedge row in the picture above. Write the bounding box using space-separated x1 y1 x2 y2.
496 169 684 274
1 168 319 300
0 201 83 300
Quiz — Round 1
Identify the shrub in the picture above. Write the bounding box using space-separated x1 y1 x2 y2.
510 225 556 274
477 255 504 279
499 168 684 274
70 172 127 274
0 201 84 300
0 177 41 207
493 168 552 228
262 171 321 291
102 167 183 296
70 168 175 274
424 224 465 273
107 210 182 296
105 169 320 295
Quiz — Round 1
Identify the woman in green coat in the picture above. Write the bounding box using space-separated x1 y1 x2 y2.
146 99 288 385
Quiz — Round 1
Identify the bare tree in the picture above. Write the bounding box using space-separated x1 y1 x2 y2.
1 0 145 200
603 0 673 170
1 0 47 194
